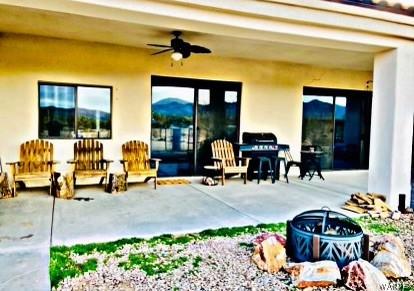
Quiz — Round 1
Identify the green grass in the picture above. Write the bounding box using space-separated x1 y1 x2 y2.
50 218 401 289
192 256 203 268
50 222 287 288
119 253 188 275
354 216 400 235
49 250 97 288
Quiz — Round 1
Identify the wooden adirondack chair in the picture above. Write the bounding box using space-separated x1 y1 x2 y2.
7 140 56 195
68 139 112 188
120 140 160 189
211 139 250 185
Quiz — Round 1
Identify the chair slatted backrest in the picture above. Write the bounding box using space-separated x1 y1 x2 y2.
74 139 104 171
211 139 236 168
122 140 150 171
281 145 294 162
19 140 53 173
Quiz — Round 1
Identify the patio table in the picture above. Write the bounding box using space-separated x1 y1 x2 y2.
300 150 325 181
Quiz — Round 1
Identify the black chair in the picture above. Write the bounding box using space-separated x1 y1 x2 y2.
281 146 303 183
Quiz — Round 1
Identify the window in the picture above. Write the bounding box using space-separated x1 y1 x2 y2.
39 82 112 139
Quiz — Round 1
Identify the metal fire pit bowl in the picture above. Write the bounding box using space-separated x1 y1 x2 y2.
287 207 365 268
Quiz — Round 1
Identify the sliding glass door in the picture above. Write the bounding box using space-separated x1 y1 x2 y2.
151 86 195 176
151 76 242 177
302 87 372 170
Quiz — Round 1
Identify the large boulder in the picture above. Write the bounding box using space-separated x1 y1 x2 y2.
342 259 388 291
252 233 287 273
370 235 411 278
285 260 341 288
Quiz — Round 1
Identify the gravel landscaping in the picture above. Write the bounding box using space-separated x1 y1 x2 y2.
51 215 414 291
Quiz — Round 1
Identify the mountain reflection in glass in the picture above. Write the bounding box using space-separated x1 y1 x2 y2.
302 96 335 169
302 89 372 170
151 86 195 176
77 87 111 138
39 85 76 138
39 84 111 139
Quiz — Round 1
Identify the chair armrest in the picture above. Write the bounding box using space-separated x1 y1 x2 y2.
120 160 128 172
211 157 225 169
212 157 225 162
67 159 77 164
6 161 21 166
235 157 251 161
150 158 161 170
6 161 20 176
101 159 113 171
235 157 250 167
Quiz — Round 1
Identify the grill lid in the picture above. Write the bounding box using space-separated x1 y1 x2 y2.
242 132 277 144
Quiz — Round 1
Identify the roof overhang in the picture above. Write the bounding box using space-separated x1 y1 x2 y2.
0 0 413 70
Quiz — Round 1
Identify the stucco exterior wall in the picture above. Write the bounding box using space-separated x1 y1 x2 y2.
0 34 372 175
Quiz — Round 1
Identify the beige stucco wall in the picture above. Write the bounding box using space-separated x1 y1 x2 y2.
0 34 372 175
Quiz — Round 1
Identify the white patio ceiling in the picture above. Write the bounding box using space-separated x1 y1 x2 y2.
0 0 406 71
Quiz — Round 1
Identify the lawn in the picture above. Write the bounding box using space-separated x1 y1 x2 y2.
50 216 413 290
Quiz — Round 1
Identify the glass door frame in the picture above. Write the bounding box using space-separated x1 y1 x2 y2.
303 87 372 170
151 75 242 176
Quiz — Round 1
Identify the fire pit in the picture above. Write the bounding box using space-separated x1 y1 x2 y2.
287 208 366 268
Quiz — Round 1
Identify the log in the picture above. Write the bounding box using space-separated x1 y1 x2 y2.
342 205 366 214
355 193 374 205
374 198 393 212
351 195 367 205
368 193 386 202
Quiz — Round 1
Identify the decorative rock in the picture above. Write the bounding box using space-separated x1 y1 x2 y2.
201 177 217 186
285 260 341 288
252 234 287 273
404 207 414 214
371 235 411 278
380 211 390 219
253 233 286 247
391 210 401 220
342 259 388 291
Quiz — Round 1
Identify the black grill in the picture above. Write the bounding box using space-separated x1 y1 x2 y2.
240 132 278 181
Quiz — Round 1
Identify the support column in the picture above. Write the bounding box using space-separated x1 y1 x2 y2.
369 46 414 209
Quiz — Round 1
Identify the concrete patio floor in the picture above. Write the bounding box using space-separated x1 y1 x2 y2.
0 170 367 291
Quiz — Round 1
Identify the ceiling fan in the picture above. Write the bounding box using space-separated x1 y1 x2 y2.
147 31 211 61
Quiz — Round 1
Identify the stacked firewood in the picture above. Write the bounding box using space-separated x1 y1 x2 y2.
342 192 393 217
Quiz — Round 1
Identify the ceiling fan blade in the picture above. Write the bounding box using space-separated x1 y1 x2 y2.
147 44 172 48
181 42 191 58
151 48 173 55
190 45 211 54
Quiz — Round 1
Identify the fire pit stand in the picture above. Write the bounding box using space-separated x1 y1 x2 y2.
286 208 369 268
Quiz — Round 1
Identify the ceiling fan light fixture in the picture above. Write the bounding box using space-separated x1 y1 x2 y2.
171 51 183 61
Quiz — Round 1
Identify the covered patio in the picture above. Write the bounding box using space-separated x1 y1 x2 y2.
0 171 366 290
0 0 413 290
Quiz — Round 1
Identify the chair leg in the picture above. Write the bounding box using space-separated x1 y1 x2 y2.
73 173 77 189
13 180 17 197
154 176 157 190
221 170 225 186
257 160 262 184
243 173 247 184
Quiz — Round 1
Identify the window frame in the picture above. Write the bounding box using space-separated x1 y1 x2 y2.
38 81 113 140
